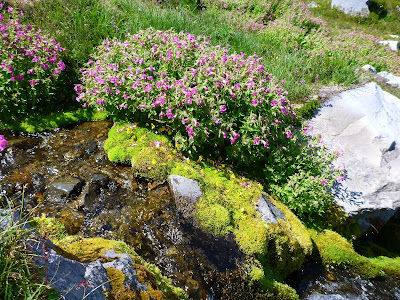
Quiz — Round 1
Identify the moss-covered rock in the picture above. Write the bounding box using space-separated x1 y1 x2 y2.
54 236 186 299
195 201 232 236
132 145 176 183
310 229 384 278
104 123 170 165
263 196 313 278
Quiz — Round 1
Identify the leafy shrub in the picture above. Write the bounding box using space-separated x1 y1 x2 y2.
0 4 67 121
77 27 296 166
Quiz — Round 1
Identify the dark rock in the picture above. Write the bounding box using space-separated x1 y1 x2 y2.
57 209 85 235
84 139 97 154
168 175 203 219
256 194 286 224
91 173 110 187
45 177 85 204
103 249 149 291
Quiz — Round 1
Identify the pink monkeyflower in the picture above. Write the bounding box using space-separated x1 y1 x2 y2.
253 137 260 145
0 135 8 152
215 119 221 124
220 105 227 113
7 65 14 73
286 131 292 138
321 180 328 186
270 99 277 106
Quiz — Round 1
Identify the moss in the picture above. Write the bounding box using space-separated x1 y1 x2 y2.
369 256 400 277
195 201 232 235
104 123 170 164
132 145 176 183
0 108 107 133
265 196 313 278
106 267 137 299
310 229 383 278
30 215 67 241
234 217 268 255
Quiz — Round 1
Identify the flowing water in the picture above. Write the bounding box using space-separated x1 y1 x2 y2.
1 121 399 299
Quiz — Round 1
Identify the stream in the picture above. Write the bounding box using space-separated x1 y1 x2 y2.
1 121 399 299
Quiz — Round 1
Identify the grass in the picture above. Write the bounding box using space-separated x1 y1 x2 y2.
0 200 51 299
17 0 360 105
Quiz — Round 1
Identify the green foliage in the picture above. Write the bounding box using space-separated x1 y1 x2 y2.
30 215 67 241
295 99 320 121
0 5 71 122
132 144 176 182
0 108 107 133
310 229 384 278
104 122 170 164
0 206 49 299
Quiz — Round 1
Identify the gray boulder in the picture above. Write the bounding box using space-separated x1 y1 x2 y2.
308 82 400 233
256 194 286 224
331 0 369 16
377 71 400 87
103 249 149 292
361 64 377 74
168 175 203 219
379 40 400 52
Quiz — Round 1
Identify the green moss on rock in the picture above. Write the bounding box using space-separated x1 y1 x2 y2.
265 196 313 278
235 217 268 255
132 145 176 183
104 123 170 164
195 201 232 235
54 236 186 299
310 229 383 278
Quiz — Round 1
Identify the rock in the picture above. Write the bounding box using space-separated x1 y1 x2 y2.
389 35 400 39
379 40 400 52
308 1 318 8
103 249 149 291
256 194 286 224
0 209 19 229
33 247 110 300
361 64 377 74
168 175 203 219
84 139 97 153
377 71 400 87
308 82 400 234
45 177 85 204
331 0 369 16
57 209 84 234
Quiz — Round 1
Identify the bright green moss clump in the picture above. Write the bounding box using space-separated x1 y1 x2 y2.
104 122 170 164
266 197 313 278
196 201 232 235
235 217 268 255
310 229 383 278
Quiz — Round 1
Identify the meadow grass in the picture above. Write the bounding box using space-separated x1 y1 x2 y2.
19 0 360 105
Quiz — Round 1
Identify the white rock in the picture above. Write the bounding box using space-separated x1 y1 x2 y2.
362 64 377 73
377 71 400 87
308 1 318 8
389 35 400 39
379 40 400 52
331 0 369 16
308 82 400 233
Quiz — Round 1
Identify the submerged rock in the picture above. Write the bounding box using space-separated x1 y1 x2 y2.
45 177 85 204
331 0 369 16
309 82 400 234
168 175 203 219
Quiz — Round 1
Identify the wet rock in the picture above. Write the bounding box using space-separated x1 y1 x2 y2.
308 82 400 234
83 174 110 213
91 173 110 187
256 194 286 224
84 139 97 154
0 209 19 229
168 175 203 219
34 248 110 300
103 249 149 291
57 209 84 235
379 40 400 52
45 177 85 204
331 0 369 16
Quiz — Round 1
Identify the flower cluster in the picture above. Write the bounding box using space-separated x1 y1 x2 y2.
77 28 296 167
0 4 66 119
0 135 7 151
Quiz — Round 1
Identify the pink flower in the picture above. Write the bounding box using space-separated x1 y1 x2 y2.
321 180 328 186
0 135 8 152
253 137 260 144
286 131 292 138
220 105 227 113
270 99 277 106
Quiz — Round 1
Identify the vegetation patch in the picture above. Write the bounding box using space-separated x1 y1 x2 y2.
310 229 384 278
